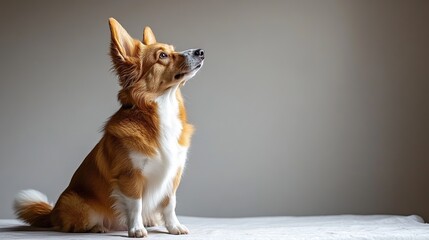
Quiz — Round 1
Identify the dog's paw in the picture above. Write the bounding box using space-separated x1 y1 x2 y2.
89 224 107 233
166 224 189 235
144 214 162 227
128 227 148 238
144 220 159 227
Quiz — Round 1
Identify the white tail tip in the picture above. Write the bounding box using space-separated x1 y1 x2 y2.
14 189 50 211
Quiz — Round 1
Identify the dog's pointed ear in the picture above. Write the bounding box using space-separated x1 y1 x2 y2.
143 26 157 45
109 18 143 88
109 18 138 60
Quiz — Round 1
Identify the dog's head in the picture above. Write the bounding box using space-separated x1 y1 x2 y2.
108 18 204 107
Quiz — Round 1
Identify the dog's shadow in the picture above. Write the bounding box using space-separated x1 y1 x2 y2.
0 225 45 232
0 224 170 238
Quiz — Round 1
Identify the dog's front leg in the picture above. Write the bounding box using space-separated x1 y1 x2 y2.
162 194 189 235
124 197 145 237
117 171 147 238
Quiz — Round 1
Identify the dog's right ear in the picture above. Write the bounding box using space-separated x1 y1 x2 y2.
143 27 157 45
109 18 140 61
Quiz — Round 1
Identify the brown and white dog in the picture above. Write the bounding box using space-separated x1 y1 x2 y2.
13 18 204 238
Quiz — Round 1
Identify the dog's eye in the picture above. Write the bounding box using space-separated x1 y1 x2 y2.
159 52 168 59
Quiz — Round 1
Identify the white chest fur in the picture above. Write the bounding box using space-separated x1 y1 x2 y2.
129 86 188 215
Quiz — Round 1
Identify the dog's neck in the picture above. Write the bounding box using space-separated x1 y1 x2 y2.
118 84 181 111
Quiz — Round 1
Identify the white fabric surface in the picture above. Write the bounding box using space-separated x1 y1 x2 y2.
1 215 428 239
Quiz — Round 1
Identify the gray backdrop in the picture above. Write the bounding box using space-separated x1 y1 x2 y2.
1 0 428 220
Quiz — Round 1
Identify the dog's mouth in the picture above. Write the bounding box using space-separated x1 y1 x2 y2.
174 63 202 80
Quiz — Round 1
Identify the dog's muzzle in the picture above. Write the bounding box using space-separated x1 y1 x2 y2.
174 49 205 80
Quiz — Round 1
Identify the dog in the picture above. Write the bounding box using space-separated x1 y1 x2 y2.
13 18 204 238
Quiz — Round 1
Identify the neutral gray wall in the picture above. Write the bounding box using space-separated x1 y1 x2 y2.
1 0 428 220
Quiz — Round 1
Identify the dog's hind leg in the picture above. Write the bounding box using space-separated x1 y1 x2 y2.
51 191 105 233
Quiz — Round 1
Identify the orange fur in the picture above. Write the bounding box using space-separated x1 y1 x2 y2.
14 18 204 236
14 202 52 227
177 91 195 147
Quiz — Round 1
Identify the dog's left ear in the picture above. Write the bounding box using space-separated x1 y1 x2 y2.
143 26 157 45
109 18 140 61
109 18 143 88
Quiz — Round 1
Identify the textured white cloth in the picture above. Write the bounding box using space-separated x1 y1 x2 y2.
1 215 428 239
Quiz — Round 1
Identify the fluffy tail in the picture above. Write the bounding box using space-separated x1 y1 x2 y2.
13 189 53 227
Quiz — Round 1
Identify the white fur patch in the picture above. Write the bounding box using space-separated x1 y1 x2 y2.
154 85 189 168
14 189 51 211
128 85 188 219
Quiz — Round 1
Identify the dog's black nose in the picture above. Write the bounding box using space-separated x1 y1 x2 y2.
194 49 204 59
